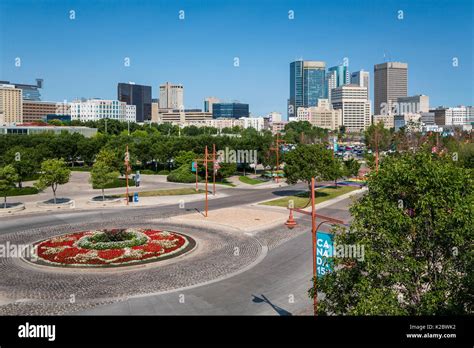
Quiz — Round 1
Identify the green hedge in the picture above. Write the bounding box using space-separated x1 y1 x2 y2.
93 177 136 189
167 165 198 183
5 186 39 197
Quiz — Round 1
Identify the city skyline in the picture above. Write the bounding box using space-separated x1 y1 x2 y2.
0 0 472 117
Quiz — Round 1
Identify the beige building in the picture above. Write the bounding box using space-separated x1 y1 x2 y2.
159 82 184 109
271 121 288 134
331 85 371 132
22 101 70 123
159 110 212 123
296 99 342 130
373 114 394 129
0 84 23 125
151 102 160 123
374 62 408 115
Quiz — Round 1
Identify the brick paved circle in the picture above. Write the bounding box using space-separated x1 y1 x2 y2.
0 219 262 315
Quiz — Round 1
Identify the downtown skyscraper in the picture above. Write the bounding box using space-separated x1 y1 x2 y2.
374 62 408 115
289 60 326 117
117 82 152 122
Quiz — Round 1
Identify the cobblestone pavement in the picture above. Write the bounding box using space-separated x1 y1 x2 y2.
0 184 361 315
0 216 302 315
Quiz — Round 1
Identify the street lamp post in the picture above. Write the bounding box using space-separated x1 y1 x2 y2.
284 177 344 316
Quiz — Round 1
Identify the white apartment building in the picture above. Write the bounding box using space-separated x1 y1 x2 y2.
0 84 23 125
70 99 135 122
159 82 184 109
241 117 265 131
296 99 342 130
266 111 282 123
331 85 371 132
179 117 265 132
126 105 137 123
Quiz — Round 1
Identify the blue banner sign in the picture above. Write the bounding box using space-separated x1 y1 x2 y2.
316 231 334 278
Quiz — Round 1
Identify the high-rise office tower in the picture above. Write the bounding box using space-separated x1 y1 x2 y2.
0 78 43 101
0 84 23 124
350 70 370 100
289 60 326 117
159 82 184 110
331 84 371 132
117 82 152 122
374 62 408 115
328 65 350 87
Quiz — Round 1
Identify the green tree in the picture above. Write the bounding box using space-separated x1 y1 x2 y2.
95 148 121 172
4 146 38 188
89 161 120 200
0 165 19 208
364 123 392 168
343 158 361 177
174 151 196 168
35 159 71 204
284 144 336 189
311 152 473 315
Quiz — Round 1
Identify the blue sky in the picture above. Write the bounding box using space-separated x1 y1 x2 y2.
0 0 472 118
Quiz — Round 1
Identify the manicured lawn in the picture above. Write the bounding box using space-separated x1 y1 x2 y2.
239 176 263 185
93 178 136 189
213 179 236 187
5 186 39 197
260 185 360 208
112 188 205 198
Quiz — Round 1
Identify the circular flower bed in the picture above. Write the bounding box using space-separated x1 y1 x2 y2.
29 228 194 267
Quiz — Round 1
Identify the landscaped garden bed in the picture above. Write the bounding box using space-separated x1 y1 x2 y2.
27 228 195 267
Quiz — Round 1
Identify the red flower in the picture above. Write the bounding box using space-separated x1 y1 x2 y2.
98 249 125 260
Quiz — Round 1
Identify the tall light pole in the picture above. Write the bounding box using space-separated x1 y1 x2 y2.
284 177 344 315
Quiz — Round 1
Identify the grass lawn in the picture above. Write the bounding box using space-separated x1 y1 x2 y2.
93 178 136 189
260 185 360 208
212 179 236 187
5 186 39 197
239 176 263 185
111 188 205 198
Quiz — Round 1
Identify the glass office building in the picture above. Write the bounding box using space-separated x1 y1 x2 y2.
117 83 152 122
212 103 249 119
289 61 326 117
328 65 350 87
0 78 43 101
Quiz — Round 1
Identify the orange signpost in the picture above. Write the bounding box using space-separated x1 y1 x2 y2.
269 133 286 183
193 144 218 217
124 145 131 206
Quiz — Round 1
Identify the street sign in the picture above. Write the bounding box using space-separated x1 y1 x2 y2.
316 231 334 278
191 161 197 172
333 137 338 152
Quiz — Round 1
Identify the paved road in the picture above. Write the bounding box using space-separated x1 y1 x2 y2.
0 182 360 315
74 196 355 316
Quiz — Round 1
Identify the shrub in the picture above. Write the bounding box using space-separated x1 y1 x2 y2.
167 165 198 183
157 169 170 175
